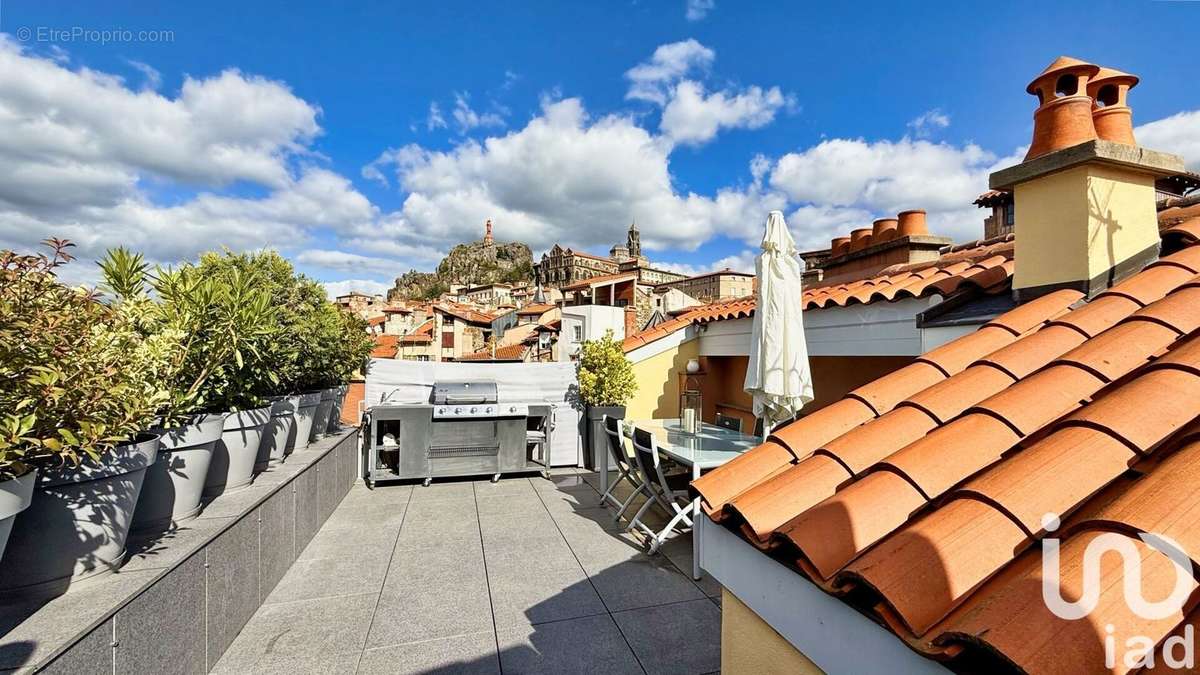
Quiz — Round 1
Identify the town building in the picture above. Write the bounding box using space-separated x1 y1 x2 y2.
535 222 685 289
462 283 513 308
334 291 385 318
654 268 754 303
431 303 495 361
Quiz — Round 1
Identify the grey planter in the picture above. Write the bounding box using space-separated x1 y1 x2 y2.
310 388 337 443
293 391 322 452
585 405 625 471
0 469 37 564
132 413 224 533
204 406 271 499
258 395 301 470
326 383 349 433
0 434 158 597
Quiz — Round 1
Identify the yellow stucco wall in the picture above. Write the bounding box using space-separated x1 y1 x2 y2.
1013 163 1158 291
722 588 824 675
625 338 700 422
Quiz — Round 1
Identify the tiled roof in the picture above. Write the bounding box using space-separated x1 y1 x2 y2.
398 319 433 344
622 296 755 352
516 303 556 315
370 335 398 358
367 315 386 327
458 343 527 361
561 271 638 292
435 303 494 325
800 234 1015 309
692 223 1200 673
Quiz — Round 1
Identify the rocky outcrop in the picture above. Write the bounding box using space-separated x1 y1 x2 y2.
388 238 533 301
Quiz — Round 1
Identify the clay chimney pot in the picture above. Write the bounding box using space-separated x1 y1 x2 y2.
871 218 899 243
897 210 928 237
849 228 873 252
1024 56 1102 160
830 236 851 257
1087 67 1139 146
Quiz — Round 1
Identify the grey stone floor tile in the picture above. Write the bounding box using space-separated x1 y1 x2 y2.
408 481 477 502
496 614 642 675
366 577 494 648
472 477 535 497
613 599 720 675
483 535 578 573
383 542 485 591
660 535 719 597
318 499 407 533
265 546 392 604
587 557 705 613
534 473 595 491
197 483 274 520
213 651 360 675
357 632 499 675
297 521 400 561
211 592 375 671
488 563 606 628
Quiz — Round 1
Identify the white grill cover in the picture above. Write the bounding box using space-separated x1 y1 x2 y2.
743 211 814 432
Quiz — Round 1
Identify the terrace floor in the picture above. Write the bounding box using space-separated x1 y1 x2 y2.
211 468 721 674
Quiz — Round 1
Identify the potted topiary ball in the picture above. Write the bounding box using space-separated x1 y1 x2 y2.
576 330 638 472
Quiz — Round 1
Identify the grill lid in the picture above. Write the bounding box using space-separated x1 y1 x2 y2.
431 380 498 405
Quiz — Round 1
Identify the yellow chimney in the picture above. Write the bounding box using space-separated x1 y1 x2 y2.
991 60 1184 301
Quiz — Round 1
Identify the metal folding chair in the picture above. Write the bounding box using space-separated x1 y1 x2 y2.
599 416 643 521
627 427 693 553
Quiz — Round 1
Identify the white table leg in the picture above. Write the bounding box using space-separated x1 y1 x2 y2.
692 464 702 580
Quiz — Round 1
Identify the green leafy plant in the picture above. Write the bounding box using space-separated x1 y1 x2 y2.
99 247 280 421
576 330 637 408
0 240 172 479
292 297 374 391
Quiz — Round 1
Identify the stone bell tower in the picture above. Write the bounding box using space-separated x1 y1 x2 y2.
483 219 494 246
626 222 641 258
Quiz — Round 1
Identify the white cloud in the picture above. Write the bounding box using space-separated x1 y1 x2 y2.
295 249 405 276
426 101 447 131
1136 110 1200 171
685 0 716 21
363 97 783 255
661 81 791 145
770 137 998 246
907 108 950 138
451 92 505 134
125 59 162 91
658 249 757 276
321 279 392 299
625 39 714 105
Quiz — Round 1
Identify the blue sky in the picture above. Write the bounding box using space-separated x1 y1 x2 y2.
2 1 1199 295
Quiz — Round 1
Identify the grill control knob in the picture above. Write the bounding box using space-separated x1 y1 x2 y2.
454 407 462 414
509 406 517 413
470 407 477 414
486 406 493 413
438 407 445 415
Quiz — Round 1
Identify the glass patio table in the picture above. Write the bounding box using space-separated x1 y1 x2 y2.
620 418 759 579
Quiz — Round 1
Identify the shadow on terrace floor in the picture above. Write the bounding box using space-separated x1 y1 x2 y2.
211 468 721 675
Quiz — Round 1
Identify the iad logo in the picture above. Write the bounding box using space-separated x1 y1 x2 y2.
1039 513 1195 669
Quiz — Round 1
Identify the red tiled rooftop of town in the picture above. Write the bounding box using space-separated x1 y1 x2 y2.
370 334 398 358
457 343 528 361
398 319 434 344
690 220 1200 673
561 271 638 292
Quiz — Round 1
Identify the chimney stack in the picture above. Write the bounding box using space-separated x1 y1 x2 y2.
871 217 899 243
1024 56 1101 161
1087 67 1139 146
830 236 851 258
991 59 1182 301
896 210 928 237
849 228 873 252
623 306 638 339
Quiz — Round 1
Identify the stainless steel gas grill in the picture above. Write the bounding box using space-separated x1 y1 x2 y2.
363 380 530 487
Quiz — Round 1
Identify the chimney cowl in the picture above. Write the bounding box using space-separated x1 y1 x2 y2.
1024 56 1102 160
830 236 851 257
897 210 928 236
871 218 899 243
1087 67 1139 146
849 228 873 252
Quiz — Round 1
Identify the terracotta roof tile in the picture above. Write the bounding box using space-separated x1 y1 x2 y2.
370 334 399 358
694 440 796 518
698 238 1200 672
458 343 527 361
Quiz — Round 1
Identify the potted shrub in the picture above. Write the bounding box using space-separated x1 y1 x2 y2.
293 296 373 443
576 330 638 471
0 241 169 595
99 249 271 530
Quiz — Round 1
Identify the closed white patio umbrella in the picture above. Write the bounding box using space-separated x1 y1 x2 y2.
744 210 813 437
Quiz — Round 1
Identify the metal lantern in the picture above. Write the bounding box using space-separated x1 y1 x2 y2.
679 376 702 434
